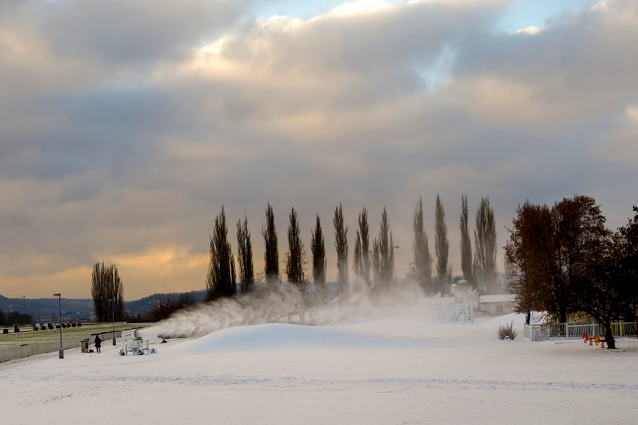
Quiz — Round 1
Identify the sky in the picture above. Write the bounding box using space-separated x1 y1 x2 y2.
0 0 637 300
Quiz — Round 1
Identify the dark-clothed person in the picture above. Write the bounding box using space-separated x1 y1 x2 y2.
94 335 102 353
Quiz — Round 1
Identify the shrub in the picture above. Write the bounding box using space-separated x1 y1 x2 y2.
497 321 518 340
438 289 479 322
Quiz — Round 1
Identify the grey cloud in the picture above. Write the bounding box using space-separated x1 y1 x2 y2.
6 0 249 65
0 0 637 298
456 1 638 117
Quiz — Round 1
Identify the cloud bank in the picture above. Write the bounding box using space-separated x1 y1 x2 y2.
0 0 637 299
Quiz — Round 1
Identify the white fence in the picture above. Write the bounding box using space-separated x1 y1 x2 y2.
525 321 637 341
0 330 121 363
524 324 550 341
609 321 636 338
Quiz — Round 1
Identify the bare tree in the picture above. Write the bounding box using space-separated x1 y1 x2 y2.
474 197 497 293
373 207 395 290
371 238 381 285
311 215 327 293
237 214 254 293
263 203 279 285
411 197 433 294
460 195 474 288
334 204 349 294
91 262 124 321
353 231 362 279
435 195 451 295
505 196 606 323
91 262 108 322
358 208 371 286
286 207 307 294
506 198 638 348
111 266 124 320
577 206 638 348
206 206 236 301
178 292 197 306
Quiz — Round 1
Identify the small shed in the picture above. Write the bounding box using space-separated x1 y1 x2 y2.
478 295 514 315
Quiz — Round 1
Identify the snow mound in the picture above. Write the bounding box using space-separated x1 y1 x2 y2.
483 313 527 328
175 323 428 352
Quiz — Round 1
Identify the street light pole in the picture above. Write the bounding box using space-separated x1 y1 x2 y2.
109 298 116 345
53 293 63 359
23 295 26 317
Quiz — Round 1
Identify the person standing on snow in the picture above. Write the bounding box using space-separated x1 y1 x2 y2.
94 334 102 353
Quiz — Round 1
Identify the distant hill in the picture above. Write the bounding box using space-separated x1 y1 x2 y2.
0 295 94 320
125 290 207 313
0 290 208 320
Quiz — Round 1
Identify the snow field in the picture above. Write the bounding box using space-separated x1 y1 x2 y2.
1 307 637 424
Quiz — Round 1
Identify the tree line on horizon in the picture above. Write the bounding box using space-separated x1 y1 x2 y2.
204 196 499 302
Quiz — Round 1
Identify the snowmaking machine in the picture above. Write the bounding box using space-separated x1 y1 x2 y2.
119 329 157 356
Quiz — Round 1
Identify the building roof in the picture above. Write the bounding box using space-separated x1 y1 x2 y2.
479 295 514 304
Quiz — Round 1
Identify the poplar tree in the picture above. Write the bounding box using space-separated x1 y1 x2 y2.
358 208 371 286
237 214 254 293
411 197 433 294
371 238 381 285
474 197 497 293
353 232 362 279
263 203 279 285
206 206 236 300
372 207 395 289
311 215 327 293
286 207 306 294
435 195 451 295
334 204 349 294
91 262 124 321
460 195 474 288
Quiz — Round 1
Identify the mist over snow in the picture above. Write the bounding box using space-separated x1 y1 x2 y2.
148 278 429 338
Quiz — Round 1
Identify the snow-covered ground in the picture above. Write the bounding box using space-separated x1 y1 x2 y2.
1 307 637 424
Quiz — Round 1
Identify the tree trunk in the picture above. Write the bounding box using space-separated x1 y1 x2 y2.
526 311 531 325
559 305 567 324
603 322 616 349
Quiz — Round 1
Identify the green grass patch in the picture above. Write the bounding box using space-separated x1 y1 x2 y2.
0 323 153 349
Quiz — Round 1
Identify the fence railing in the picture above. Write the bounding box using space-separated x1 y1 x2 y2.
524 324 550 341
0 322 127 340
525 321 637 341
609 321 636 338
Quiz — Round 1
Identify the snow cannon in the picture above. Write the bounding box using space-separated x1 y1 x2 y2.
122 329 141 341
119 329 156 356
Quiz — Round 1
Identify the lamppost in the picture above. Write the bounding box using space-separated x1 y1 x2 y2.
23 295 26 317
53 293 63 359
109 298 116 345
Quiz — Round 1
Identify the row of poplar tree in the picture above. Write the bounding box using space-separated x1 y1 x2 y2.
205 196 499 301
